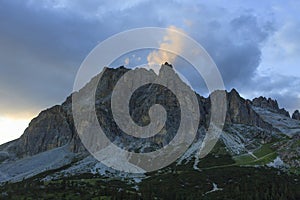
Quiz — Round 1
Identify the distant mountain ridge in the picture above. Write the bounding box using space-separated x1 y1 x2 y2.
0 64 299 183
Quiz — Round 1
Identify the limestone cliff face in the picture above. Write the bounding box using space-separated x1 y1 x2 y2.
227 89 258 124
0 66 296 160
292 110 300 120
252 96 290 117
222 89 275 131
16 106 73 156
4 102 86 159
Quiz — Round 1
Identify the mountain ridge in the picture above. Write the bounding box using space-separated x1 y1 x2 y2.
0 64 299 184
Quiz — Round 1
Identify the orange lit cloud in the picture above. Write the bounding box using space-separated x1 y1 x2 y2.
147 26 186 69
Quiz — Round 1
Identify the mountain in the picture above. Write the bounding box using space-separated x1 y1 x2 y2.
0 64 299 199
293 110 300 120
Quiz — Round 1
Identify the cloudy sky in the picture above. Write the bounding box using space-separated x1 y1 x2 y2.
0 0 299 144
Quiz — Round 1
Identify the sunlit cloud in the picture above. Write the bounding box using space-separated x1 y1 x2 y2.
124 57 130 66
147 25 186 72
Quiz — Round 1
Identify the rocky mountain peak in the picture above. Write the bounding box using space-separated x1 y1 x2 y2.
292 110 300 120
1 65 300 184
225 89 271 129
229 88 239 96
252 96 290 117
0 67 281 159
163 62 173 68
252 96 279 110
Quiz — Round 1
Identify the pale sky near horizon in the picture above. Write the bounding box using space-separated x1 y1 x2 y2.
0 0 300 145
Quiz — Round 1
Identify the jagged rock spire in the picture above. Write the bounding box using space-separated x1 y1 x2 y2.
292 110 300 120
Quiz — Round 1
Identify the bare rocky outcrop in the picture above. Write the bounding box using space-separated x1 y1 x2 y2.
292 110 300 120
0 65 298 168
17 106 73 156
224 89 275 131
274 134 300 168
252 96 290 117
0 67 279 157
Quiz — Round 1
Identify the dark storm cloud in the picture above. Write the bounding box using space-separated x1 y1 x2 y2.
0 1 98 116
0 0 153 116
176 13 275 95
193 14 275 89
0 0 299 117
0 0 169 116
243 74 300 113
